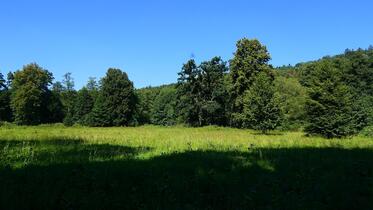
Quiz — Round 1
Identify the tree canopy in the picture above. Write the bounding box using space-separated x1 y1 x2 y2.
1 39 373 138
10 63 53 125
229 38 273 127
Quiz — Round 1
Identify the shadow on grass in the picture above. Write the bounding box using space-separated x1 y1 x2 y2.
0 138 151 165
0 139 373 210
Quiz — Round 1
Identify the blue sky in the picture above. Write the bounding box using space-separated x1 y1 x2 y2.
0 0 372 88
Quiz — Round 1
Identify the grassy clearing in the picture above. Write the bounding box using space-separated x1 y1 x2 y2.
1 125 373 209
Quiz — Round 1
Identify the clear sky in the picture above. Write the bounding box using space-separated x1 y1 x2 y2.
0 0 372 88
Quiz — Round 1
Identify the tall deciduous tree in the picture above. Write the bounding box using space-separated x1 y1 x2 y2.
62 72 75 91
199 57 228 126
229 38 272 127
10 63 53 125
60 73 77 125
274 76 308 130
176 57 228 126
242 72 282 133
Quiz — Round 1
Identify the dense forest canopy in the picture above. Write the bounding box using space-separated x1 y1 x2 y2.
1 38 373 138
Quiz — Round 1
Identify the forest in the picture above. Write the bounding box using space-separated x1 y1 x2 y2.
1 38 373 138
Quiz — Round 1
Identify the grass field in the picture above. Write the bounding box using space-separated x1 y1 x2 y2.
1 125 373 209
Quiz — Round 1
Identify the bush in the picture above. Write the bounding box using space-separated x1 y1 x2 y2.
360 126 373 137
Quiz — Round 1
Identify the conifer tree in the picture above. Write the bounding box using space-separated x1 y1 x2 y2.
302 60 367 138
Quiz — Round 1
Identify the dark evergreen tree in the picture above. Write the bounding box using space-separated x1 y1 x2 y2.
136 87 160 125
86 93 111 127
0 72 12 122
0 73 5 89
46 90 64 123
176 59 201 126
73 87 94 125
302 60 367 138
6 72 14 88
87 68 136 126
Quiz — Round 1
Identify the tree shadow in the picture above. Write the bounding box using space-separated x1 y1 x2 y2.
0 138 151 166
0 140 373 210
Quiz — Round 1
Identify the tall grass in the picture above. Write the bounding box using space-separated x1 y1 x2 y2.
1 125 373 209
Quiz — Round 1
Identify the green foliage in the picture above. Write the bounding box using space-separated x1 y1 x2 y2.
135 84 178 126
10 63 54 125
342 49 373 95
46 90 64 123
86 93 111 127
151 86 177 125
135 86 161 124
199 57 228 126
0 90 12 122
85 77 99 99
359 96 373 125
176 57 228 126
63 78 98 126
73 87 94 125
229 38 272 127
274 76 307 130
302 60 367 138
241 72 282 132
86 77 99 92
62 72 75 91
61 90 78 126
360 126 373 137
0 72 6 89
0 72 12 122
57 73 78 125
176 59 201 126
6 72 14 88
2 40 373 138
87 68 136 127
52 81 65 93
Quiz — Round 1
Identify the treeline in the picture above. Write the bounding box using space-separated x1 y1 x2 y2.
1 38 372 138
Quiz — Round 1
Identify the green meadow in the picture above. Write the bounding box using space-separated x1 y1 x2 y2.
1 125 373 209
